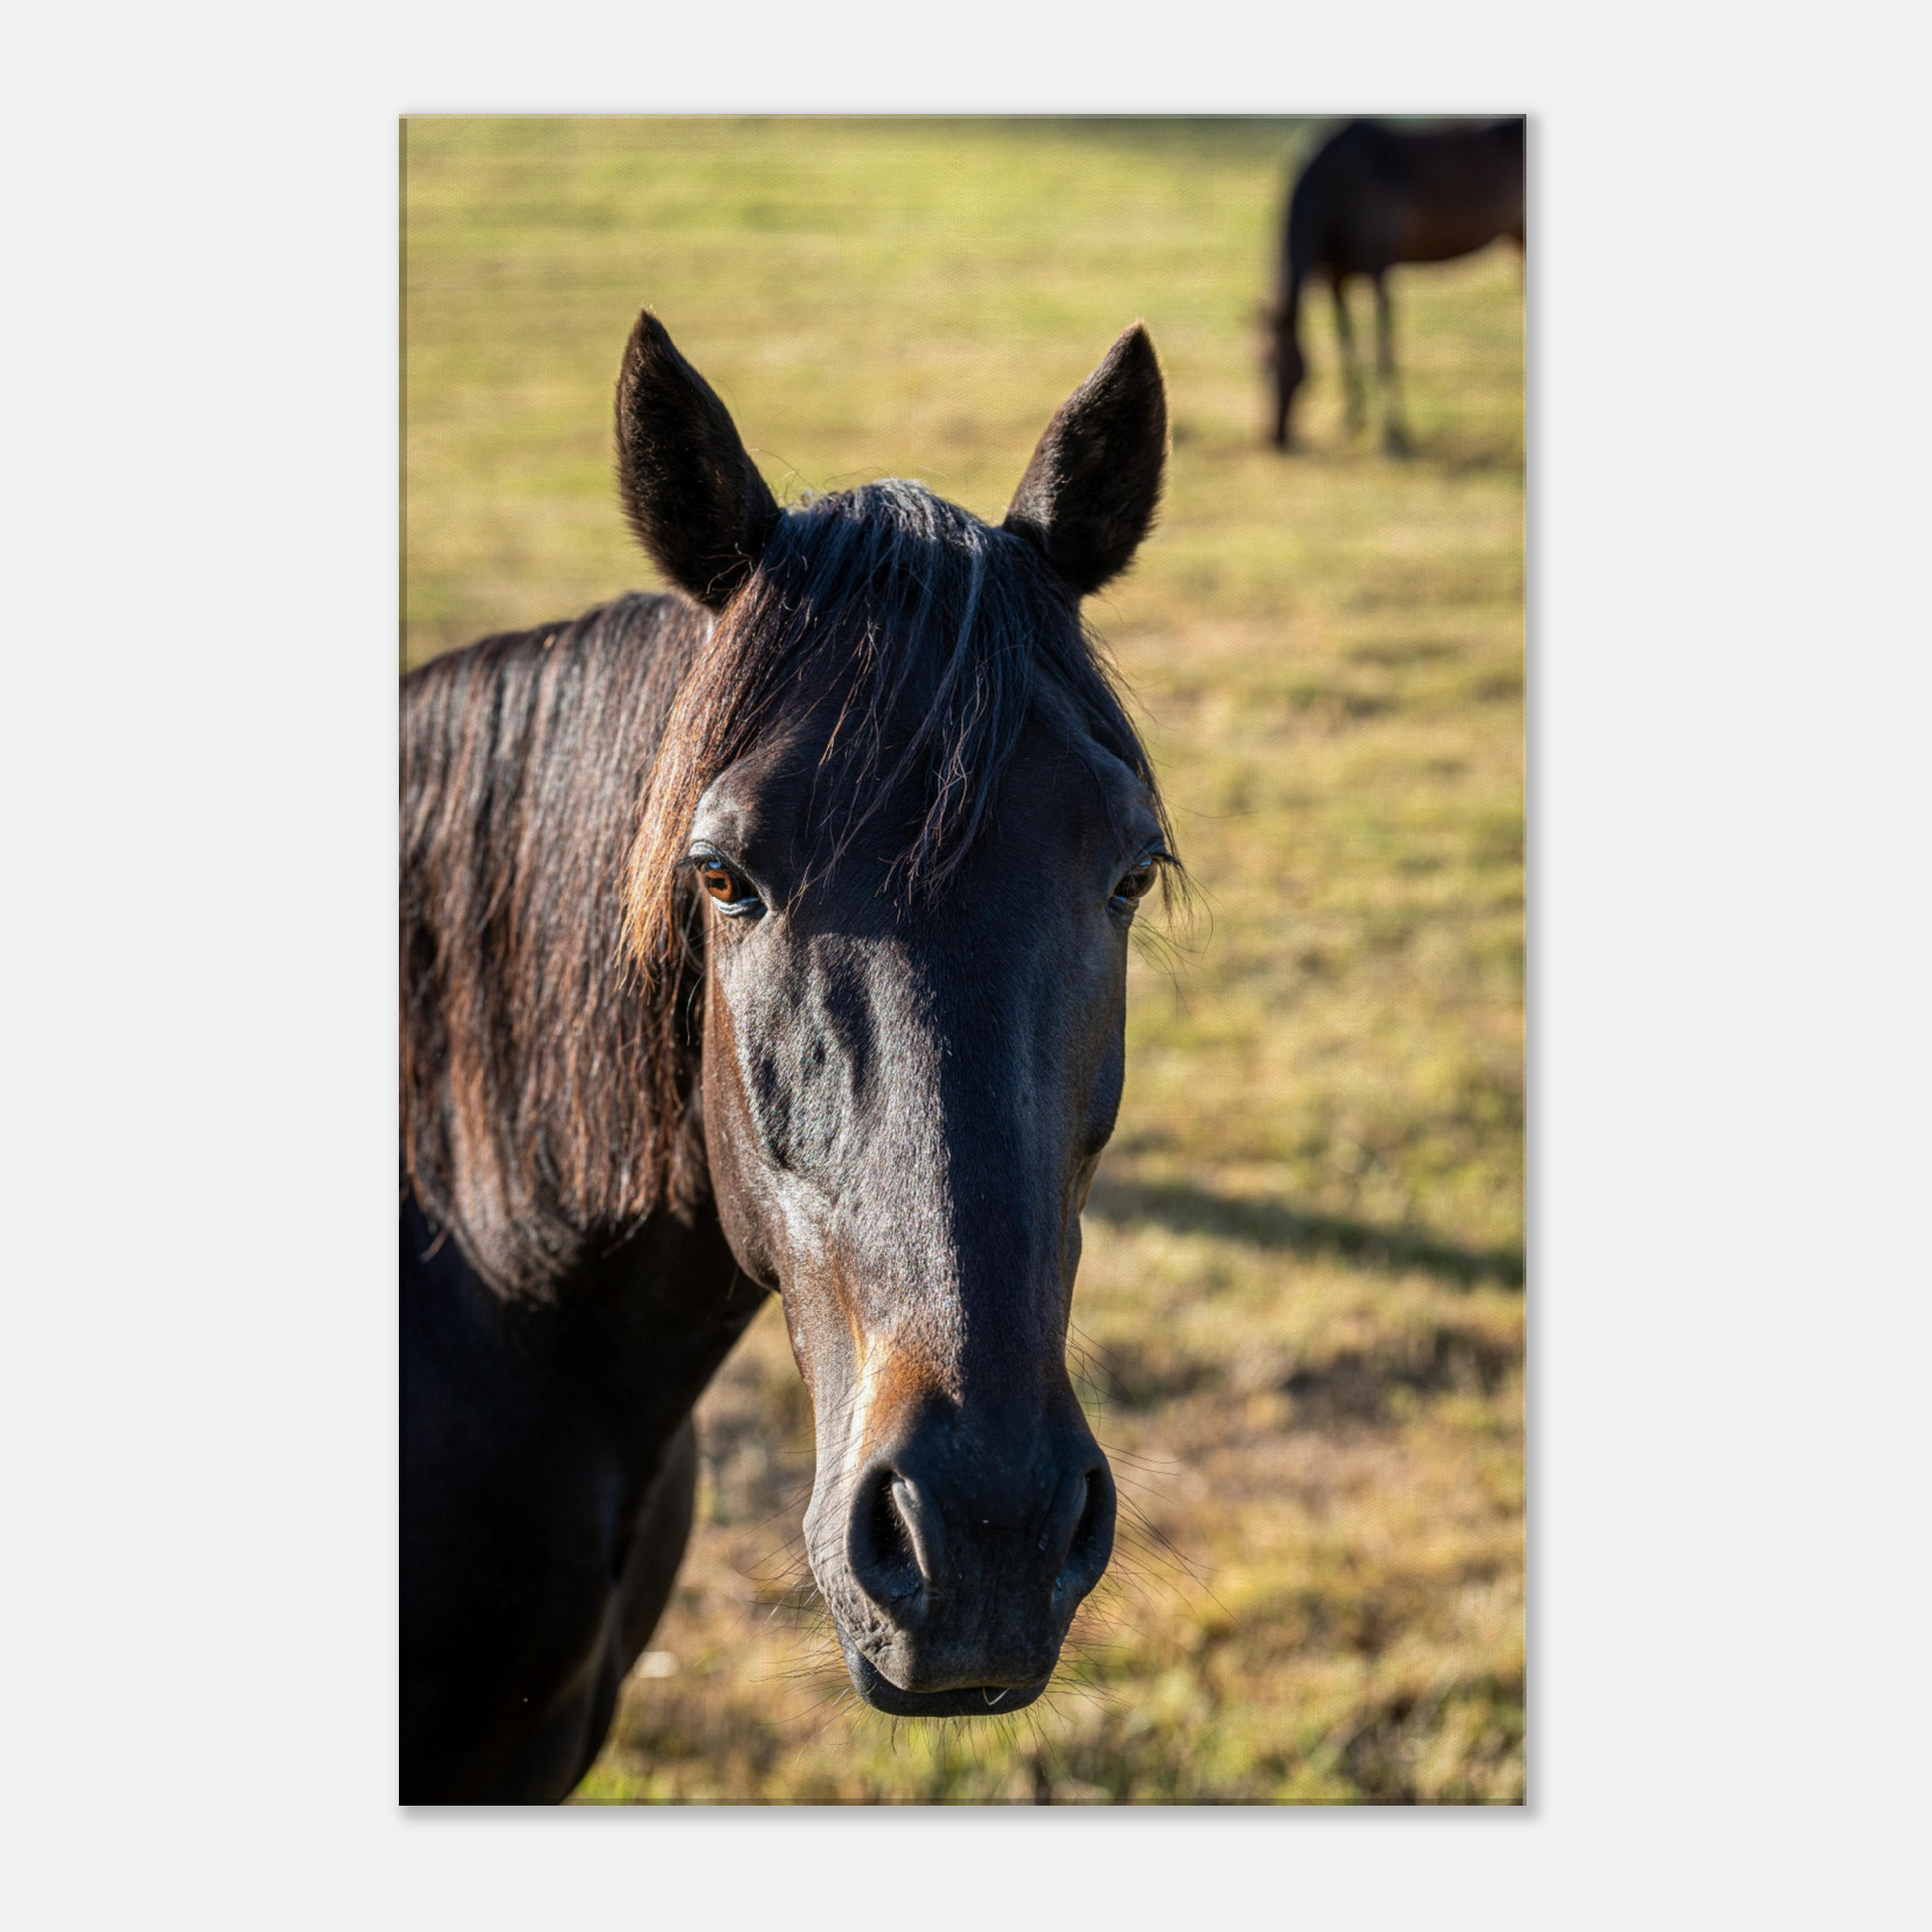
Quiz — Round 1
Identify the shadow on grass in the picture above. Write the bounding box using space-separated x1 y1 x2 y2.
1085 1175 1524 1289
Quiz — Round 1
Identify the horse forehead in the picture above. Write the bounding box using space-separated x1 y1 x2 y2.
979 714 1127 839
689 725 810 852
704 705 1135 868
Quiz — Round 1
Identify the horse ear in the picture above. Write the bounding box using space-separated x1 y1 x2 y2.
1003 323 1167 598
615 311 780 611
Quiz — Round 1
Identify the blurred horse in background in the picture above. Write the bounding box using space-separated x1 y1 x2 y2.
1266 117 1525 454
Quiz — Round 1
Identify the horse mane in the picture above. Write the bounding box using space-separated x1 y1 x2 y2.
403 480 1172 1299
400 593 710 1297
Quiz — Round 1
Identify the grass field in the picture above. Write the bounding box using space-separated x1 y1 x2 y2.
403 116 1525 1804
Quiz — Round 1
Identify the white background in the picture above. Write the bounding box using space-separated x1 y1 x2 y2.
3 4 1926 1926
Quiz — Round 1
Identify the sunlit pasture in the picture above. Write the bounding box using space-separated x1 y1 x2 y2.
403 114 1524 1803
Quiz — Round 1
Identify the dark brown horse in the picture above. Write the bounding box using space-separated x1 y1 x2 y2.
1266 117 1525 453
401 310 1175 1800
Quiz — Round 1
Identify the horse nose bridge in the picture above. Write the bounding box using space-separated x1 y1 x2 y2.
822 945 1089 1299
828 1146 1082 1379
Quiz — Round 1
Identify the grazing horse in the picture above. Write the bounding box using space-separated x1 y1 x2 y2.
1265 116 1525 453
400 309 1175 1801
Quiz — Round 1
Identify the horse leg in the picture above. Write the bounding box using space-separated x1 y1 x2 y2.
615 1414 700 1665
1269 266 1307 449
1331 272 1364 435
557 1415 702 1799
1374 272 1412 457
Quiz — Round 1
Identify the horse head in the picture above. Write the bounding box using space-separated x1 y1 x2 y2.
621 314 1172 1716
1260 297 1305 450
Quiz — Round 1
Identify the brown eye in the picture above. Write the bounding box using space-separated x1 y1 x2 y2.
1112 859 1158 908
692 856 762 917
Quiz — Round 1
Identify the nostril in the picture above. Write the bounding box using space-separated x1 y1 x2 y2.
872 1479 916 1587
1053 1460 1117 1599
847 1464 928 1612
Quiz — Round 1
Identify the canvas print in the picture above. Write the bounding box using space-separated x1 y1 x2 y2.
400 115 1525 1804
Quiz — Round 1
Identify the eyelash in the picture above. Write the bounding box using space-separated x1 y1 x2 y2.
1111 852 1168 911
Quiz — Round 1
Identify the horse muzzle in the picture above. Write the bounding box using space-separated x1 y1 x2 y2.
808 1414 1117 1716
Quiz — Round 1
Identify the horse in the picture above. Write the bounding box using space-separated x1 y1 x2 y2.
1265 116 1525 454
400 308 1176 1802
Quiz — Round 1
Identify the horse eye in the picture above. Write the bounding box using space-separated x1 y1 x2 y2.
695 859 761 916
1112 859 1158 907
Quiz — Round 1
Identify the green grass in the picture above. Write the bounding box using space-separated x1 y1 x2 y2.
403 114 1524 1805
